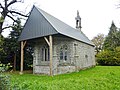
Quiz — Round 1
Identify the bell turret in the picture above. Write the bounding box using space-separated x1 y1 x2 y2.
75 10 82 30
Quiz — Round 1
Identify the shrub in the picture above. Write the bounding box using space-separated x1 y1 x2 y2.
0 63 12 90
96 47 120 66
0 74 10 90
0 63 12 73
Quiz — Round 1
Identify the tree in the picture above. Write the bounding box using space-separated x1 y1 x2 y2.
116 29 120 46
91 33 105 54
96 22 120 66
0 35 4 52
103 21 119 50
0 35 5 62
0 18 22 70
1 18 33 70
96 47 120 66
0 0 28 35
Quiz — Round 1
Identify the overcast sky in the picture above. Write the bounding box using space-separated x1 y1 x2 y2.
2 0 120 39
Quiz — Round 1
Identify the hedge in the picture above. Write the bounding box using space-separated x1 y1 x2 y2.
96 47 120 66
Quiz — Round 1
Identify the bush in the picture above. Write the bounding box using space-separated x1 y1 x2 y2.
0 63 12 73
0 63 12 90
96 47 120 66
0 74 20 90
0 74 10 90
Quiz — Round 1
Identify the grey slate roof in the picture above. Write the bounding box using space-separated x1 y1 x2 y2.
19 5 94 46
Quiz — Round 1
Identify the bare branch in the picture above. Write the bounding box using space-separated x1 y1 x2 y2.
9 10 28 17
7 0 24 8
7 0 17 8
0 3 4 10
2 25 12 30
0 0 26 35
7 14 16 22
26 12 30 16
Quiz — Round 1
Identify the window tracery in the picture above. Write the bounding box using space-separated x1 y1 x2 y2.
41 46 49 61
60 45 68 61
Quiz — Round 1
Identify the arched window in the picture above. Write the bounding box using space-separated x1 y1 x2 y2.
41 46 49 61
60 45 68 61
60 50 63 60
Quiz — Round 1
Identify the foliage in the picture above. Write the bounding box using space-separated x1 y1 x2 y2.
0 35 5 61
0 16 4 23
0 18 33 70
96 47 120 65
0 63 12 73
116 29 120 44
103 22 120 50
96 22 120 66
91 33 105 54
24 43 34 70
7 66 120 90
0 18 22 70
0 63 11 90
0 74 10 90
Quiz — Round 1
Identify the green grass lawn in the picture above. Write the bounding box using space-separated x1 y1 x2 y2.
9 66 120 90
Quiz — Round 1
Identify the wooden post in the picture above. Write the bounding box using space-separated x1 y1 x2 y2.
20 41 24 74
20 41 27 74
49 35 53 76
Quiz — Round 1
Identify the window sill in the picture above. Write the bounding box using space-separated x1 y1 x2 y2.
36 65 49 66
74 55 79 57
59 62 72 66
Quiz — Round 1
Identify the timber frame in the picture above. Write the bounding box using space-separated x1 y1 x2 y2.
44 35 53 76
20 41 26 74
20 35 53 76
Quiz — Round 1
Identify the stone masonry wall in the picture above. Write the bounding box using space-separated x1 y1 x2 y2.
52 35 75 75
33 35 95 75
73 40 95 69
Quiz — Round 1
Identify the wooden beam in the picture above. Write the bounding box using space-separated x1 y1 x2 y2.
20 41 27 74
23 41 27 48
44 37 50 46
49 35 53 76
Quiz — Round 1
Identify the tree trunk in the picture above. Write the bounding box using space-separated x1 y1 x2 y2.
13 53 16 71
0 22 3 35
